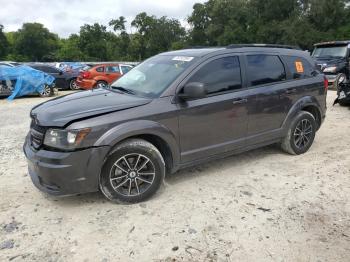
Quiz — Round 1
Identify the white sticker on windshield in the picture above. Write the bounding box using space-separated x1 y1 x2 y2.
172 56 194 62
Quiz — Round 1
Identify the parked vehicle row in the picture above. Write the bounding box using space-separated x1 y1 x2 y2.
0 62 134 98
24 44 327 203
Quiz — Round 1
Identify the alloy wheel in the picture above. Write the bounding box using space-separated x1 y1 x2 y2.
293 119 313 149
70 80 79 90
40 85 51 97
109 153 156 197
97 82 107 88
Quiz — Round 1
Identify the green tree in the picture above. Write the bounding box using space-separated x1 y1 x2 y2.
109 16 127 32
78 23 109 61
131 12 186 59
0 25 9 59
108 16 130 60
56 34 86 61
12 23 59 61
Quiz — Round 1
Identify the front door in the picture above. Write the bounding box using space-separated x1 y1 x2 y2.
178 55 249 163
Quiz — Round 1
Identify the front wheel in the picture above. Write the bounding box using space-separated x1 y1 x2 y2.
281 111 317 155
100 139 165 203
39 85 52 97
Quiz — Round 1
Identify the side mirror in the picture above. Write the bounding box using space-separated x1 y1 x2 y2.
178 82 207 100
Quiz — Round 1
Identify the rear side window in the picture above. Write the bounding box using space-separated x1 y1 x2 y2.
121 66 132 74
106 66 120 73
95 67 104 72
188 56 242 95
283 56 316 79
246 55 286 86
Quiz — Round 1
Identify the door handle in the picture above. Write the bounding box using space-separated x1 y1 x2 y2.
285 88 297 94
232 98 248 105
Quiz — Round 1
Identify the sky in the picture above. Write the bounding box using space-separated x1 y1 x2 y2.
0 0 206 38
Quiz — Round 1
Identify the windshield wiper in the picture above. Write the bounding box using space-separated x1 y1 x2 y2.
110 86 136 95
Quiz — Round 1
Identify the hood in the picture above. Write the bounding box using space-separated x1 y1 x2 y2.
31 89 152 127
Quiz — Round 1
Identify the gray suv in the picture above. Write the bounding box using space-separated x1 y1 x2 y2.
24 45 327 203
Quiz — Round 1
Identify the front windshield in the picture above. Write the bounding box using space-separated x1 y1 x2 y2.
110 55 197 98
312 45 348 58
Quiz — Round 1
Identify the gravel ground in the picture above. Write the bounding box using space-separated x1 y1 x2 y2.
0 90 349 262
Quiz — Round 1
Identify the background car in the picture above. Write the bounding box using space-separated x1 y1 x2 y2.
312 41 350 84
0 65 55 98
0 62 20 96
76 63 133 90
28 63 80 90
0 61 22 67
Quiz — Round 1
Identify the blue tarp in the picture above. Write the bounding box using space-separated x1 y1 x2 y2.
0 65 55 100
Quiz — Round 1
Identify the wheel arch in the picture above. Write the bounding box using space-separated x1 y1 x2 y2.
94 120 180 174
282 96 323 132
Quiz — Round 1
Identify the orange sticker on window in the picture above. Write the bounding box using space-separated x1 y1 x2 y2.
295 61 304 73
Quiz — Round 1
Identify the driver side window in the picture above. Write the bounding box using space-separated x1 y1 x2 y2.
187 56 242 96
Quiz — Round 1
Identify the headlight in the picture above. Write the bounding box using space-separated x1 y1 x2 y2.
323 66 337 73
44 128 91 150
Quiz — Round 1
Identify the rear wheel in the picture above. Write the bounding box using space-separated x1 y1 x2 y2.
96 80 108 89
281 111 317 155
69 79 79 90
100 139 165 203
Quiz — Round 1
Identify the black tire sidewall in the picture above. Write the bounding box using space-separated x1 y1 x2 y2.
100 142 165 203
96 81 107 89
289 112 316 155
69 79 78 90
39 85 51 97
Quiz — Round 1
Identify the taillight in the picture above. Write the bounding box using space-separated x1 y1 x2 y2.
82 71 91 79
324 77 328 90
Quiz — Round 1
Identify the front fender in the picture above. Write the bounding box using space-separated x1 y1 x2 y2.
281 96 322 132
94 120 180 170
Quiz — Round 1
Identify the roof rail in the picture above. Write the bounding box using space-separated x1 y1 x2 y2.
314 41 350 46
226 44 301 50
185 45 221 49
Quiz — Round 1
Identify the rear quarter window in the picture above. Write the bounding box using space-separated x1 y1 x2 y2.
283 56 317 79
95 66 104 72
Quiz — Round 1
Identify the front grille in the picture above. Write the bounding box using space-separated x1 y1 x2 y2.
30 119 47 149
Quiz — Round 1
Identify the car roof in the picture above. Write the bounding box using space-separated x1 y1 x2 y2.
28 63 56 68
314 40 350 47
94 63 119 67
160 45 308 59
160 48 224 57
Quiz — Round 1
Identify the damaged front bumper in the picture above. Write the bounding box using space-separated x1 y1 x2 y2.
23 134 110 196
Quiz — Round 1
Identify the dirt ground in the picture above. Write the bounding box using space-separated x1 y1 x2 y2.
0 90 349 262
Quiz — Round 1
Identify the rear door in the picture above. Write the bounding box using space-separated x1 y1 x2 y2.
105 65 122 83
243 54 291 144
178 55 249 163
46 67 66 88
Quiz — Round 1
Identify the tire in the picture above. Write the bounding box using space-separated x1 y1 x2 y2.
281 111 317 155
100 139 165 203
39 85 52 97
69 79 79 90
95 81 108 89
